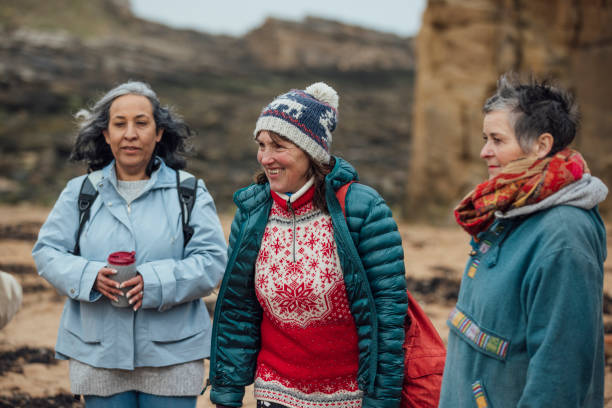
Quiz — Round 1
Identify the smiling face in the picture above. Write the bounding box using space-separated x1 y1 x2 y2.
256 130 311 194
103 94 163 180
480 110 537 179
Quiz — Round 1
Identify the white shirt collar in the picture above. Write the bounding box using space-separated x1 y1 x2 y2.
274 177 315 203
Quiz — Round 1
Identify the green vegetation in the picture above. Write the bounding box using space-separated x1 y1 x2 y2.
0 0 134 38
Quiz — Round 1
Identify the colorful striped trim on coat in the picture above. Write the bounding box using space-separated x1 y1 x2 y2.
467 258 480 278
472 380 489 408
448 307 509 360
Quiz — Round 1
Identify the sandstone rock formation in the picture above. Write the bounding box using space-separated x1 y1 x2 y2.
410 0 612 219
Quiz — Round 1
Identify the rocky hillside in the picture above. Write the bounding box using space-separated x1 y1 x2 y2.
0 0 414 213
410 0 612 219
245 17 414 71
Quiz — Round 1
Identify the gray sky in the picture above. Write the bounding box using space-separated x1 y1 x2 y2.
130 0 427 37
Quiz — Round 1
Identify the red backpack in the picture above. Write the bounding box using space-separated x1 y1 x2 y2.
336 182 446 408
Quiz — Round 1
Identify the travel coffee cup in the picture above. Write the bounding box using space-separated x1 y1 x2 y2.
107 251 137 308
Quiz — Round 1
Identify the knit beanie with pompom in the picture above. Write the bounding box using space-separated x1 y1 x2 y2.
253 82 339 164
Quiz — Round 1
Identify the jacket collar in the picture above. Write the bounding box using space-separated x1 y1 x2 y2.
495 174 608 219
325 156 359 191
101 157 178 191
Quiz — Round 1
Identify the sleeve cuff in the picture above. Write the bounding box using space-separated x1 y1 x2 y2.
210 385 245 407
77 261 105 302
138 262 163 310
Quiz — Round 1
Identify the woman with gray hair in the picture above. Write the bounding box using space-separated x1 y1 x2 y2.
439 73 608 407
32 81 227 407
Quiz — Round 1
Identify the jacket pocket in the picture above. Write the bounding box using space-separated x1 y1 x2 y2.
401 356 444 408
472 379 492 408
148 300 209 342
447 306 510 361
63 301 104 343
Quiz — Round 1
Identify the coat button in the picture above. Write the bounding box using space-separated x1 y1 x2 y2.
70 289 75 294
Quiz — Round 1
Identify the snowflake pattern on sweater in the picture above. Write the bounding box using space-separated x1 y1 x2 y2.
254 191 362 408
257 206 352 328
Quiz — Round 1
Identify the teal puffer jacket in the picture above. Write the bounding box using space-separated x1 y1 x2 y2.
209 157 408 408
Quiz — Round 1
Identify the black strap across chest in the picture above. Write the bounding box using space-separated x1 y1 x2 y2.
73 170 197 255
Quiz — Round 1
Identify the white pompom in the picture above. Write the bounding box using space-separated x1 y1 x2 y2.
305 82 339 110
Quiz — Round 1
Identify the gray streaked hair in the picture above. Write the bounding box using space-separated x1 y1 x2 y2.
70 81 192 174
483 73 579 156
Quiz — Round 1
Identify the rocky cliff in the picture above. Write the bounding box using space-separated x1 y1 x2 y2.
245 17 414 72
410 0 612 219
0 0 414 212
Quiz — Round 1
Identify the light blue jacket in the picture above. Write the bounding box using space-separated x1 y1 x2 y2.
32 159 227 370
439 176 608 407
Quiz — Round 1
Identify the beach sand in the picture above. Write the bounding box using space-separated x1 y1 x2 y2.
0 204 610 407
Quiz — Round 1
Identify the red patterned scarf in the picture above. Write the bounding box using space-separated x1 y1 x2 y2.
454 148 589 237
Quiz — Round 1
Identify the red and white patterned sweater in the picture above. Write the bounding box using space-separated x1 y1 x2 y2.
254 181 362 408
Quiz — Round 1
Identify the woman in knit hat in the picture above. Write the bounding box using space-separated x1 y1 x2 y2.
209 83 408 408
439 74 608 407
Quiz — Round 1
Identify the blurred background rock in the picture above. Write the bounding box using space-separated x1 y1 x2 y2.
0 0 609 220
410 0 612 220
0 0 414 215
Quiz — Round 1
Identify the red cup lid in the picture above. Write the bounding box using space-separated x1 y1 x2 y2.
107 251 135 266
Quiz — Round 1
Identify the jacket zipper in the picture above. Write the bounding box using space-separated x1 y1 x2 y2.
287 199 296 262
208 213 249 383
332 196 379 393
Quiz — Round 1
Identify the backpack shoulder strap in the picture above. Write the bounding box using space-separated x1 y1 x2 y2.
73 171 101 255
335 181 356 217
176 169 197 247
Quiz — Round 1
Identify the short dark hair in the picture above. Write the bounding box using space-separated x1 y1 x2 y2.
254 131 334 212
70 81 192 174
483 73 579 156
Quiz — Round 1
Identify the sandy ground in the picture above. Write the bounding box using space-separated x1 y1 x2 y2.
0 204 610 407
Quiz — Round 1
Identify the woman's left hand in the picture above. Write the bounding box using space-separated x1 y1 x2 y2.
121 273 144 311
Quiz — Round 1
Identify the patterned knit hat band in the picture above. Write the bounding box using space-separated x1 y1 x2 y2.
254 82 339 164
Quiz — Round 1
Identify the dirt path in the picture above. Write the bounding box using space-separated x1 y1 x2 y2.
0 205 610 407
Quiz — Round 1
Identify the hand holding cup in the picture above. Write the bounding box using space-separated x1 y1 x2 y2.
102 251 140 309
94 267 123 302
121 274 144 311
